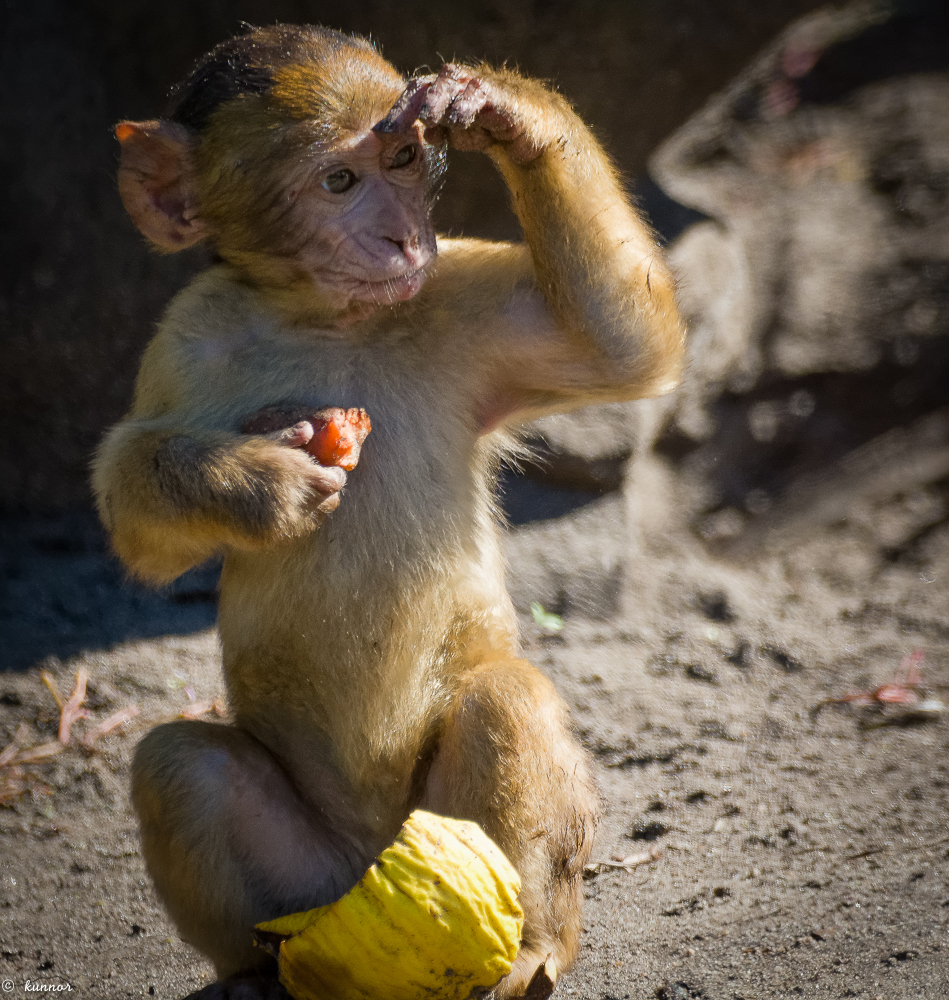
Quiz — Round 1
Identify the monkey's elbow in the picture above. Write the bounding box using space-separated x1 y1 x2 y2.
104 511 205 587
606 297 686 398
637 281 687 397
648 364 684 398
653 320 687 392
636 340 685 398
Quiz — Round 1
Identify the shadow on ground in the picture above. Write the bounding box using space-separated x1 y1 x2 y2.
0 510 220 671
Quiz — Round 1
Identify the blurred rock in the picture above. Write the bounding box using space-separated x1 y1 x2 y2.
643 0 949 550
506 0 949 628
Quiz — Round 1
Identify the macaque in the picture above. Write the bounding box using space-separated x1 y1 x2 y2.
93 24 685 1000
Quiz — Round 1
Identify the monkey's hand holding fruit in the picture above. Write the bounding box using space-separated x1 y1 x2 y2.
240 406 372 473
101 416 347 585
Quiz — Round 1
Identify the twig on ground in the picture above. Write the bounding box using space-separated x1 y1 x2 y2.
812 650 943 719
0 740 19 768
40 671 66 710
0 773 27 806
0 670 142 807
584 844 661 877
179 698 226 720
14 742 65 764
845 846 887 861
81 705 142 747
58 668 91 744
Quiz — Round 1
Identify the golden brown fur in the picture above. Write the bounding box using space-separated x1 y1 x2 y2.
93 25 685 1000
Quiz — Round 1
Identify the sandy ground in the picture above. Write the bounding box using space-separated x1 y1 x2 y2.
1 453 948 999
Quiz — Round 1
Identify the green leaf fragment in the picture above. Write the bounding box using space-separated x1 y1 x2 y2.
530 602 563 632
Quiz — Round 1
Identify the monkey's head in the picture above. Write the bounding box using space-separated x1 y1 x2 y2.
116 25 441 318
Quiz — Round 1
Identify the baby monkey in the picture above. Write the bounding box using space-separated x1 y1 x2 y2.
94 24 685 1000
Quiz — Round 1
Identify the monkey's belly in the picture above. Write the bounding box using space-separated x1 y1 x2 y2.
215 542 514 810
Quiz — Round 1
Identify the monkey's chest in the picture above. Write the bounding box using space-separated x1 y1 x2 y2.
225 334 482 542
214 331 500 620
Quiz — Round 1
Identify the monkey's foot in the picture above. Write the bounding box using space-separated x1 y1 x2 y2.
521 956 557 1000
490 953 557 1000
183 974 291 1000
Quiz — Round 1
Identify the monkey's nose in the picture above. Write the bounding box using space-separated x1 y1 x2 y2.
387 234 423 264
388 234 419 252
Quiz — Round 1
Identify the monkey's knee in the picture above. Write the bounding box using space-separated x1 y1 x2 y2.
423 660 598 975
131 721 354 977
427 659 599 834
132 720 237 828
456 658 599 883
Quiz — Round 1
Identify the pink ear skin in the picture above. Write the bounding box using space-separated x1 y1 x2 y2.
116 120 206 251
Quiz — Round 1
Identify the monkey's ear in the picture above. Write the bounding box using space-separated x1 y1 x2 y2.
116 120 207 251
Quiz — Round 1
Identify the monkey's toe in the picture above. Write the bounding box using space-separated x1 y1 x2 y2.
491 952 557 1000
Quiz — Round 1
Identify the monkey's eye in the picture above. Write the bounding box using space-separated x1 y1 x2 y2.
390 145 417 169
322 169 358 194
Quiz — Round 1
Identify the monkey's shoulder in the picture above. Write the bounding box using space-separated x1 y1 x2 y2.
423 237 534 298
160 265 280 347
128 268 281 418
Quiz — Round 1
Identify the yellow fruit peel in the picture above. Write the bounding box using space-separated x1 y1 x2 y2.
256 810 524 1000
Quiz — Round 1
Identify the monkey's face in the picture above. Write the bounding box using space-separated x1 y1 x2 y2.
276 122 437 310
116 26 446 319
117 101 439 320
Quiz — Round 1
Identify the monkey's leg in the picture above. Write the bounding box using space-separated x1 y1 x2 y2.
420 659 599 999
132 720 364 982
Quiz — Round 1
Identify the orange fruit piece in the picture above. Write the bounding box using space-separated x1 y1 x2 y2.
305 408 372 471
240 404 372 470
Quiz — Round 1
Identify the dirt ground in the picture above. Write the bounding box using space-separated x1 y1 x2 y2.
1 464 948 998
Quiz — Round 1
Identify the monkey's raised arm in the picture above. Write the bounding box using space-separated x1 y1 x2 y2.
381 65 686 420
92 334 345 585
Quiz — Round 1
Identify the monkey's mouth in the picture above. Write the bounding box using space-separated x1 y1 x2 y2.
350 266 431 305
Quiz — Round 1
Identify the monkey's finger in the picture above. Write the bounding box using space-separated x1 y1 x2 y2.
314 491 342 515
456 79 523 144
375 75 437 134
269 421 315 449
417 65 471 125
445 80 487 128
305 463 347 498
477 104 522 143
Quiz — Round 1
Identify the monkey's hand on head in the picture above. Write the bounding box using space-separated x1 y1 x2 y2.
93 407 345 586
376 63 563 164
